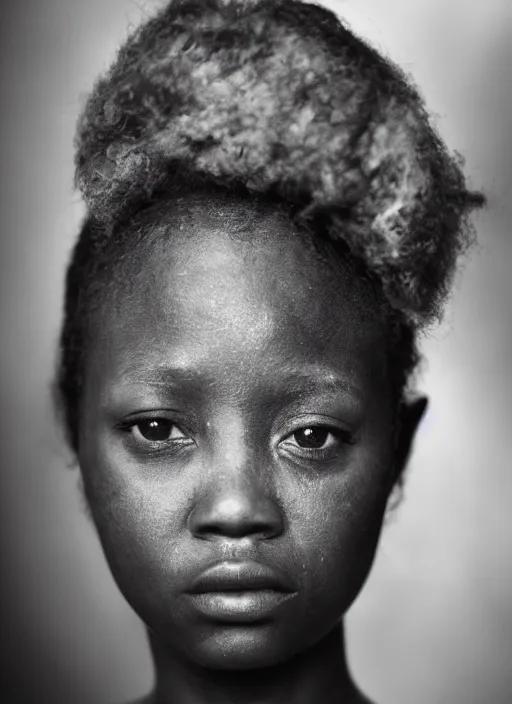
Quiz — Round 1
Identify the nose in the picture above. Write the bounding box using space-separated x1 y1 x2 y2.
188 462 284 542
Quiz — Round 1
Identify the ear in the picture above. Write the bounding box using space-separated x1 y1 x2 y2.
391 395 429 487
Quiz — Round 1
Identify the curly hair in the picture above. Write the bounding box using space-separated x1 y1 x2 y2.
57 0 484 451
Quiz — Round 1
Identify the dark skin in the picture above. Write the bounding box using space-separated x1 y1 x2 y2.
77 193 427 704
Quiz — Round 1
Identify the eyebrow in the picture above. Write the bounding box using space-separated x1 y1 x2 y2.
282 366 360 389
111 364 209 393
112 362 364 401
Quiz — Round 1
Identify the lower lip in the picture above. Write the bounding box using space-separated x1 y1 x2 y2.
186 590 295 622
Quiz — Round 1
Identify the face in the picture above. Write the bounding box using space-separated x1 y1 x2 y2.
78 194 421 670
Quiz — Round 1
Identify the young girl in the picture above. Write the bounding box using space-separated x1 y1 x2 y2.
56 1 484 702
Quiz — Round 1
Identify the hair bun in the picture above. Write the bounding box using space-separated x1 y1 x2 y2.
74 0 484 325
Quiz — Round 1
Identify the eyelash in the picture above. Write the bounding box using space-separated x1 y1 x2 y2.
278 425 354 464
118 417 355 463
118 416 194 456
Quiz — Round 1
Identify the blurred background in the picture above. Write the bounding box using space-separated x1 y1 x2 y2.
0 0 511 702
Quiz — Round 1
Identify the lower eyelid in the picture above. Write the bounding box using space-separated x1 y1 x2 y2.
122 433 195 458
277 446 346 467
281 437 336 451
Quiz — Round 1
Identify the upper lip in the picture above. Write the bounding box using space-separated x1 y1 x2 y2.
187 561 296 594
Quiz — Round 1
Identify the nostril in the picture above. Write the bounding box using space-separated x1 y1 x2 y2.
188 492 284 541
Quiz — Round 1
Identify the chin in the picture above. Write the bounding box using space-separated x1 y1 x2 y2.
187 625 295 671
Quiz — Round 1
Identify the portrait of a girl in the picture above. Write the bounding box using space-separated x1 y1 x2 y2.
3 1 510 703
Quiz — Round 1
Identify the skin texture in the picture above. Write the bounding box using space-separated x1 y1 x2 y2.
78 193 426 704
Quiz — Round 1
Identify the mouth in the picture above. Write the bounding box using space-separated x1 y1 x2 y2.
185 561 297 622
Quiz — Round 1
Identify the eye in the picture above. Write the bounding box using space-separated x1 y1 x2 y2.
279 424 354 463
131 418 187 443
292 426 334 449
120 417 193 453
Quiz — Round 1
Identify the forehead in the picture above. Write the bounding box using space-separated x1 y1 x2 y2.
91 194 389 396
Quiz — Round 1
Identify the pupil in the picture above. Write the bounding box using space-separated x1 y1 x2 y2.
139 419 172 441
294 427 328 449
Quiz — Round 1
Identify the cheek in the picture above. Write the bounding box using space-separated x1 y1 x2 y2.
78 439 190 591
286 455 392 623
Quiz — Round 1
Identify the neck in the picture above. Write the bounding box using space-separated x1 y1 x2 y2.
145 623 368 704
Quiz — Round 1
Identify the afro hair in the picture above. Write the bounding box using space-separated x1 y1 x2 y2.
74 0 484 326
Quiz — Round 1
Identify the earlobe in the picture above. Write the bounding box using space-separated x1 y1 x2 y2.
392 395 429 486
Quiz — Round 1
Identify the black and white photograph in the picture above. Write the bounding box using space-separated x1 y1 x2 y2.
1 1 511 702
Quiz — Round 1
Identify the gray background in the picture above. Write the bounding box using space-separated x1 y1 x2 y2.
1 0 511 702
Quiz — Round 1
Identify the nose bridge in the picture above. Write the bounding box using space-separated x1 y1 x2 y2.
188 410 283 540
215 415 265 487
